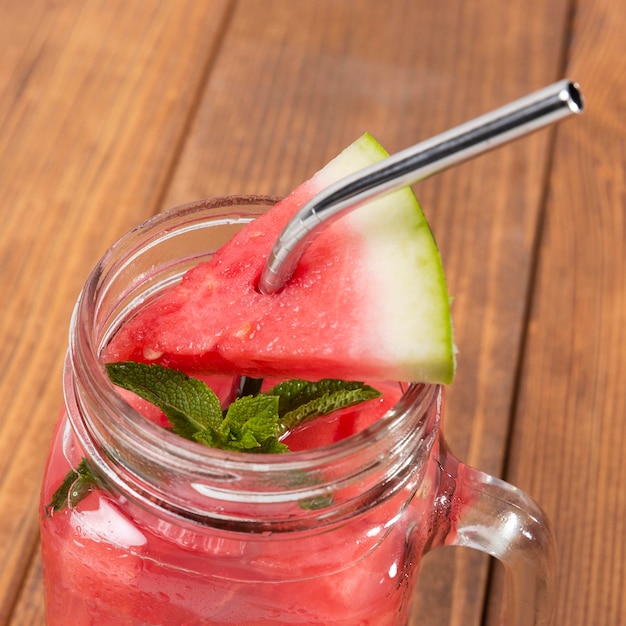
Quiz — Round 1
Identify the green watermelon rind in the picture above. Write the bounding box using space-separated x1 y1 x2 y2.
313 133 456 384
105 133 456 385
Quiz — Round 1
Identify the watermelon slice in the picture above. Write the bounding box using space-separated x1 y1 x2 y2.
104 133 455 384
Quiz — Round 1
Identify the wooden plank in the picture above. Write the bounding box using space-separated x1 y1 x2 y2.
496 0 626 624
5 544 45 626
160 1 573 623
0 1 233 623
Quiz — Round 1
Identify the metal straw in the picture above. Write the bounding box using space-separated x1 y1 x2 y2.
258 79 583 295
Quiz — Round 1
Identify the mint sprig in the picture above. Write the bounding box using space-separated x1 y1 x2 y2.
46 362 381 514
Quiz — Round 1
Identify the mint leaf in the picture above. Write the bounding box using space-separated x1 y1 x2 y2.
106 362 223 441
45 458 98 516
266 379 381 435
216 395 288 453
299 494 335 510
267 379 380 416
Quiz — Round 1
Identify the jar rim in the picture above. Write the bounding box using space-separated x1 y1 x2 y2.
66 195 442 530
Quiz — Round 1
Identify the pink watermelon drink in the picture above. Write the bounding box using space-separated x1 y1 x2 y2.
40 375 445 626
41 135 554 625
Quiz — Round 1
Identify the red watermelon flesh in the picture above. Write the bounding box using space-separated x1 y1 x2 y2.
104 134 455 384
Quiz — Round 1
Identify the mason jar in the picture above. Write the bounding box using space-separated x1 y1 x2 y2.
40 196 555 625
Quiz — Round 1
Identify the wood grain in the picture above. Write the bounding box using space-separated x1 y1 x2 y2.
1 0 622 624
5 544 44 626
0 1 233 623
497 0 626 623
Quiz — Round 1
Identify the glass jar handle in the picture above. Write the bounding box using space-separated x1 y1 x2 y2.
430 438 556 625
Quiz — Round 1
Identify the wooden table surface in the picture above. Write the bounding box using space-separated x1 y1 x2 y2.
1 1 624 624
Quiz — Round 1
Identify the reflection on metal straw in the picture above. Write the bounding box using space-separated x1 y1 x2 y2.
258 79 583 295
